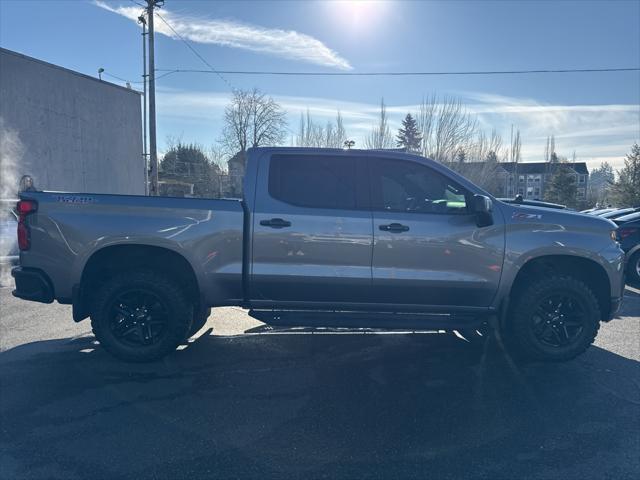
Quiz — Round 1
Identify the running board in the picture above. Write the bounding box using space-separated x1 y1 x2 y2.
248 309 483 331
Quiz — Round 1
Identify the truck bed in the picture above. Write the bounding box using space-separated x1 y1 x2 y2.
17 191 246 306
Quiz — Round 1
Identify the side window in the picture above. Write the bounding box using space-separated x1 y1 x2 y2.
269 154 358 210
370 158 468 214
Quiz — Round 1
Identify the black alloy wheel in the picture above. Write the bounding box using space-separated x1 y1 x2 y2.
531 294 586 348
91 270 193 362
108 289 169 347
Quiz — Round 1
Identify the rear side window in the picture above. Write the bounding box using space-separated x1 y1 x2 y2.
269 154 358 209
369 157 469 214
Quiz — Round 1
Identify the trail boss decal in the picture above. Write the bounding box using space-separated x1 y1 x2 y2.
54 195 97 205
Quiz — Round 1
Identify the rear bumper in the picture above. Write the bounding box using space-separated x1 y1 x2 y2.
11 267 54 303
0 255 19 266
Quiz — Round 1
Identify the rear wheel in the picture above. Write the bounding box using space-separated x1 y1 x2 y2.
90 270 193 362
505 276 600 362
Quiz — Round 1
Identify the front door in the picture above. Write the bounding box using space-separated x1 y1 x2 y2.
251 153 373 305
368 156 504 308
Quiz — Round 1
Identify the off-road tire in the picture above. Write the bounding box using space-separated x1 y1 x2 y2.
626 251 640 285
188 307 211 337
505 276 600 362
90 270 193 362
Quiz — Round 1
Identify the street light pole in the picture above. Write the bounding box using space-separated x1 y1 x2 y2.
146 0 162 196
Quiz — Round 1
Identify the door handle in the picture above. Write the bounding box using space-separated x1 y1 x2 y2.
260 218 292 228
379 223 410 233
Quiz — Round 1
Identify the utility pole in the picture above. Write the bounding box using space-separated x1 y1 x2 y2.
138 14 149 195
146 0 163 196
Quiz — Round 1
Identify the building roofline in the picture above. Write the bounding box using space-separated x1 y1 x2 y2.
0 47 142 96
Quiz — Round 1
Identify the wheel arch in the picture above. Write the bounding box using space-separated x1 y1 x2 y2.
74 244 200 321
502 254 611 327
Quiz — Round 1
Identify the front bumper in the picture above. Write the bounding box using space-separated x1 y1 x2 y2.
11 267 54 303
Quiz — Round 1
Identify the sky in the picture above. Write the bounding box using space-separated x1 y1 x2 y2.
1 0 639 170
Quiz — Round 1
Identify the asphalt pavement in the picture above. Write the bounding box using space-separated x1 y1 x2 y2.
1 284 639 480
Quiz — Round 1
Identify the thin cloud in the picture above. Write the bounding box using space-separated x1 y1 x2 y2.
95 1 352 70
153 88 638 169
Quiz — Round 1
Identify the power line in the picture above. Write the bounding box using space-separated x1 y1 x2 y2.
102 71 143 85
153 11 236 91
127 0 146 8
103 65 639 88
154 67 640 77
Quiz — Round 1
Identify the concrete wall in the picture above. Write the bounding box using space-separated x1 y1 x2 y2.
0 48 144 195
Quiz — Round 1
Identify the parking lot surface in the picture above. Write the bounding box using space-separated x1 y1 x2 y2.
1 285 639 479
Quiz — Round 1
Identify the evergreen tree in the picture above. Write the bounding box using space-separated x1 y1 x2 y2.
611 143 640 207
396 113 422 153
544 162 578 207
161 142 220 197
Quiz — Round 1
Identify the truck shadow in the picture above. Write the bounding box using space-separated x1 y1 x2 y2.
1 329 639 479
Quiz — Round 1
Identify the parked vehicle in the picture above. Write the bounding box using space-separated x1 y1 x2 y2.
615 216 640 284
614 211 640 225
0 200 19 265
589 208 617 216
599 207 639 219
12 148 625 362
498 197 567 210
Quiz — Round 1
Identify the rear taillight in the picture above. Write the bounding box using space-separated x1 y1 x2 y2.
17 200 37 215
617 227 638 240
16 200 37 251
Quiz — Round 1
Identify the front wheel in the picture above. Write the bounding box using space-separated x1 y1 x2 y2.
505 276 600 362
90 270 193 362
626 251 640 285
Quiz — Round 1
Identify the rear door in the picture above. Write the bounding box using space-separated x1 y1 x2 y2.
368 156 504 308
251 153 373 305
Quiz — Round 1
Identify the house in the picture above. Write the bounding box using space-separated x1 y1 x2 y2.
495 162 589 201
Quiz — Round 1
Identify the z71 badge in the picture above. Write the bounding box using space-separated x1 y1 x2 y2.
512 211 542 220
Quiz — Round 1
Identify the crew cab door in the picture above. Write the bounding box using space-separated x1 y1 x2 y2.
250 153 373 305
368 156 504 308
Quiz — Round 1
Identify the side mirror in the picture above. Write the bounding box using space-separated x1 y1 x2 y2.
473 194 493 227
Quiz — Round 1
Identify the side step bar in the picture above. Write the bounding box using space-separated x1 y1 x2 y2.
248 309 484 331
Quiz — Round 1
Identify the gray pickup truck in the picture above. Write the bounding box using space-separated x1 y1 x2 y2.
12 147 625 362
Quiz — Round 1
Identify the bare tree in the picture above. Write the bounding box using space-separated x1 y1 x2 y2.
416 95 477 162
469 129 504 162
364 98 394 150
510 128 521 163
544 134 556 162
296 110 347 148
221 88 287 156
207 144 228 173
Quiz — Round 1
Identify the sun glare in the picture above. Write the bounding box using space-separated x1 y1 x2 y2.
328 1 388 33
